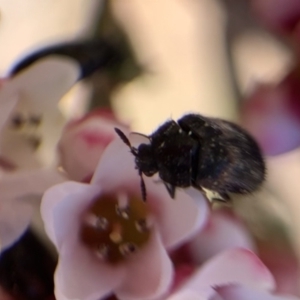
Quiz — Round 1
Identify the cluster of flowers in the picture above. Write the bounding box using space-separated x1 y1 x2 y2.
0 61 298 300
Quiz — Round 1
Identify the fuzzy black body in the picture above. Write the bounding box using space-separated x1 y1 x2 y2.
115 114 266 200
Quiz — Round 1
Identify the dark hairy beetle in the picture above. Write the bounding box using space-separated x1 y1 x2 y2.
115 113 266 201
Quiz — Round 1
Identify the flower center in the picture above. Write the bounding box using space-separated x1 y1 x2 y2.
80 193 152 264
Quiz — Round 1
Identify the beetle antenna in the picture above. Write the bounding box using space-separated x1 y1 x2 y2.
115 127 138 155
131 131 150 140
115 128 131 147
115 127 147 200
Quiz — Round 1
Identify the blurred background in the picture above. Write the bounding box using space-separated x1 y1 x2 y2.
0 0 299 298
0 0 292 129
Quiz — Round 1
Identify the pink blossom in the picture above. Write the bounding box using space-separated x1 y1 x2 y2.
250 0 300 36
241 70 300 155
245 0 300 156
169 209 256 290
41 135 209 300
187 209 255 264
57 109 129 181
167 248 299 300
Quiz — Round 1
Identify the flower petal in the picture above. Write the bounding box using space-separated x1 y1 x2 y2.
58 109 129 181
0 90 18 132
40 181 101 250
182 248 275 298
152 187 209 250
55 234 125 300
0 168 66 200
188 210 255 263
167 289 208 300
215 285 300 300
241 75 300 155
0 56 80 168
9 56 79 110
116 230 173 300
91 135 141 189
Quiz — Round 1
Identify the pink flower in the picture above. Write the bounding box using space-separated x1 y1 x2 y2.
57 109 129 181
167 248 299 300
41 135 209 300
169 209 256 290
187 209 255 264
250 0 300 36
241 70 300 155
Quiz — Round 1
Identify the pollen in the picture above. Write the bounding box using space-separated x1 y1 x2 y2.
80 193 151 264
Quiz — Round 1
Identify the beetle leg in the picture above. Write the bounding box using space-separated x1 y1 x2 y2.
138 170 147 201
164 182 176 199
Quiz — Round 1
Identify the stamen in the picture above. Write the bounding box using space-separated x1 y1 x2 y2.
117 192 128 208
29 115 42 126
96 217 109 230
96 244 109 260
11 114 25 129
80 194 152 264
28 136 41 149
116 193 130 219
135 219 150 232
115 204 130 219
84 214 109 230
119 242 137 256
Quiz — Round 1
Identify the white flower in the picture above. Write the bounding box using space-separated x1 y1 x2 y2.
0 55 79 169
41 136 209 300
0 39 124 251
0 55 78 250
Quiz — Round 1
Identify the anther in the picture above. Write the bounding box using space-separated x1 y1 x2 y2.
115 204 130 219
119 242 137 256
29 115 42 126
28 136 41 149
84 214 109 230
11 114 25 129
135 219 149 233
96 216 109 230
96 244 109 260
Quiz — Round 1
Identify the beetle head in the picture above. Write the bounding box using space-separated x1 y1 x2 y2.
135 143 158 176
114 128 154 201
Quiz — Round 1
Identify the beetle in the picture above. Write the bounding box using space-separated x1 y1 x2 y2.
115 113 266 201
